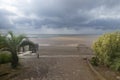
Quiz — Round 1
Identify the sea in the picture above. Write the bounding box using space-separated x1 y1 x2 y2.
26 34 100 38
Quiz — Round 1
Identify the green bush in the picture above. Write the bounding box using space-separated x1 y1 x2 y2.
0 51 12 64
92 31 120 71
90 57 99 66
110 58 120 71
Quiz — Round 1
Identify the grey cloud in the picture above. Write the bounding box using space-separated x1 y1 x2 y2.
13 17 33 26
84 19 120 29
25 0 120 30
0 0 120 34
0 9 14 29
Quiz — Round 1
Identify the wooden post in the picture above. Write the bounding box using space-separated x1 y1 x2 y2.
36 44 39 58
22 46 25 52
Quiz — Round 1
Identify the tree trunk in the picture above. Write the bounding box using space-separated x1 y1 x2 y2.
18 47 21 52
29 45 32 51
11 52 19 69
22 47 25 52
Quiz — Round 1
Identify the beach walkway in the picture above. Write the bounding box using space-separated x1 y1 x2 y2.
12 45 98 80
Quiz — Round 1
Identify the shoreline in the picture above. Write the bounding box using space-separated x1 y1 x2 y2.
29 35 99 48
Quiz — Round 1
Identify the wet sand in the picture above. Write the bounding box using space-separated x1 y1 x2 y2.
30 35 98 47
11 35 99 80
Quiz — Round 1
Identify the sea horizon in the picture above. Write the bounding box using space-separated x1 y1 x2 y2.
26 34 101 38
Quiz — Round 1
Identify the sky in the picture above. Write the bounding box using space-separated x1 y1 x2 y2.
0 0 120 34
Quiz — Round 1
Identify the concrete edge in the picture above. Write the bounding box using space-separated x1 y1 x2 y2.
86 58 107 80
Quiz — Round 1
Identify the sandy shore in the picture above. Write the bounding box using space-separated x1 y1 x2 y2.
30 35 98 47
11 35 98 80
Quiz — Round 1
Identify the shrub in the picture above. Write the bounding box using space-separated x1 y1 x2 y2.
0 51 12 64
110 58 120 71
92 31 120 71
90 57 99 66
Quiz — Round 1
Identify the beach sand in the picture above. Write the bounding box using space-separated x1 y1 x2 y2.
30 35 98 47
11 35 99 80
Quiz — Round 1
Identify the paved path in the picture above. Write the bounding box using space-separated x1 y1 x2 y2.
11 46 98 80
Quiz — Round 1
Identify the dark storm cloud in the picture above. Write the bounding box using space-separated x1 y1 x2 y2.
24 0 120 30
0 0 120 33
13 17 33 26
85 19 120 29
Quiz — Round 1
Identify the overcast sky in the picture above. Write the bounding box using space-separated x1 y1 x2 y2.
0 0 120 34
